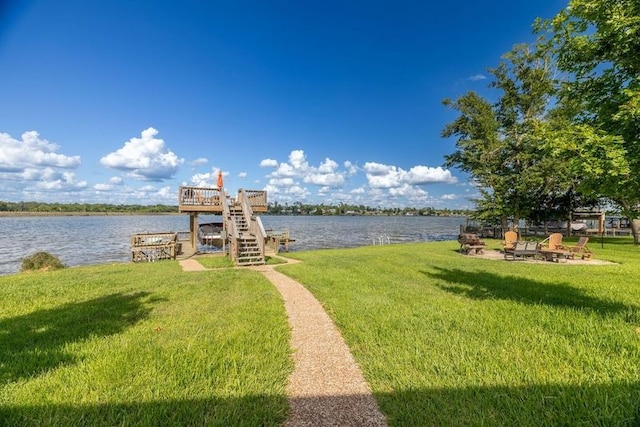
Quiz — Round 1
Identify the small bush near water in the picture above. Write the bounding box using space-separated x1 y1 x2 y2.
21 251 66 272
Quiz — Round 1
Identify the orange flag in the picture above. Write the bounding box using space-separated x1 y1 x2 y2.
217 170 223 189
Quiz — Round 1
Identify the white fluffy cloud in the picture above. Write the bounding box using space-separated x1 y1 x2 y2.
0 131 81 171
93 176 125 192
33 171 87 191
0 131 86 197
260 158 278 167
364 162 457 189
267 150 346 188
94 183 112 191
191 157 208 166
100 127 184 181
190 169 225 187
288 150 308 170
261 150 459 207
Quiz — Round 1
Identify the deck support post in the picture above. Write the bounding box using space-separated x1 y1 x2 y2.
190 213 198 252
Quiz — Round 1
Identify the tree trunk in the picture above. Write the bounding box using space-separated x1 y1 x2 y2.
632 219 640 244
501 216 509 236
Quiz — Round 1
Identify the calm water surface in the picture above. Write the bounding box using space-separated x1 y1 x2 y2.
0 214 465 275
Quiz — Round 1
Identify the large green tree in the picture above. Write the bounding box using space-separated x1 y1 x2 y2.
443 43 558 229
539 0 640 242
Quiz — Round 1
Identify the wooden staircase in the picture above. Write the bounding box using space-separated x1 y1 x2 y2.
223 190 266 266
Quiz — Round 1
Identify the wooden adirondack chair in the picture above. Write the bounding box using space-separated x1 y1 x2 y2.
539 232 572 262
502 230 518 252
542 233 565 250
566 236 594 259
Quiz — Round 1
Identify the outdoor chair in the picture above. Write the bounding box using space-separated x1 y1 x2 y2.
566 236 594 260
502 230 518 253
540 233 566 250
504 241 539 261
539 232 572 262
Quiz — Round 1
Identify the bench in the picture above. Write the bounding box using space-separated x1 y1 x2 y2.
505 241 539 261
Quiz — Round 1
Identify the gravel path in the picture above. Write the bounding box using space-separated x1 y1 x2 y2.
180 258 387 426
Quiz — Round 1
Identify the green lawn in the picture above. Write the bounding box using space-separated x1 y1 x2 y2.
277 237 640 426
1 238 639 425
0 262 291 426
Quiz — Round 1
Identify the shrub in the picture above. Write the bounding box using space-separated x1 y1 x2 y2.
21 251 66 272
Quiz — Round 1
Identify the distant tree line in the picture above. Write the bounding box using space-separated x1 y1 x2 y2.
266 201 471 217
0 201 178 214
0 200 471 217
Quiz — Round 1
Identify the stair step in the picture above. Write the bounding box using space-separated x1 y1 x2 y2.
224 195 265 266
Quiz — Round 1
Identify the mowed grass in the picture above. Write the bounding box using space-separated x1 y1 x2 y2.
277 238 640 426
2 238 639 425
0 262 291 426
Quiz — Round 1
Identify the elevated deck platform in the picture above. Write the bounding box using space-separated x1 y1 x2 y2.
178 186 267 213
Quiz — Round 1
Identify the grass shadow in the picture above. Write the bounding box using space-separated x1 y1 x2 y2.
0 394 288 426
0 292 157 383
374 381 640 425
426 267 637 318
1 384 637 425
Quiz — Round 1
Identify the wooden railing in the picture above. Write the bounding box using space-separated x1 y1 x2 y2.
131 232 178 262
221 189 239 263
179 186 267 213
238 189 266 256
178 186 224 212
241 189 268 212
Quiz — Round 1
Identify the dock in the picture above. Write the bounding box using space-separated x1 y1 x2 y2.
265 229 295 254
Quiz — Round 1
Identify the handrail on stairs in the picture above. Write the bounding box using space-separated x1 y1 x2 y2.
221 188 239 263
238 189 266 258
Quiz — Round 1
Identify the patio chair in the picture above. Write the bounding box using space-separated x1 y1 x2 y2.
539 232 572 262
502 230 518 253
502 230 519 257
504 241 539 261
540 233 566 250
566 236 594 260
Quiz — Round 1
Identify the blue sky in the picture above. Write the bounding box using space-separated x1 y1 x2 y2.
0 0 568 209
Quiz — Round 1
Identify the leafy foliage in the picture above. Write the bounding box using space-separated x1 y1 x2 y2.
443 43 559 226
538 0 640 240
21 252 66 272
444 4 638 240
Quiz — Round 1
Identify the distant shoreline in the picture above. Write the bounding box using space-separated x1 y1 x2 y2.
0 212 181 217
0 211 468 219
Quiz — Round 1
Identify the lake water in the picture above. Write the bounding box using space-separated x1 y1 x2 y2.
0 214 465 275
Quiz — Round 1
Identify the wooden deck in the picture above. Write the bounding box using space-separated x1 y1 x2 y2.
131 187 273 266
131 232 178 262
265 230 296 254
178 186 267 213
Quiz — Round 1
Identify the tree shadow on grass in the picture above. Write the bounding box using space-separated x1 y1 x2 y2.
0 292 158 383
0 383 638 426
0 394 289 427
374 380 640 426
425 267 638 319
